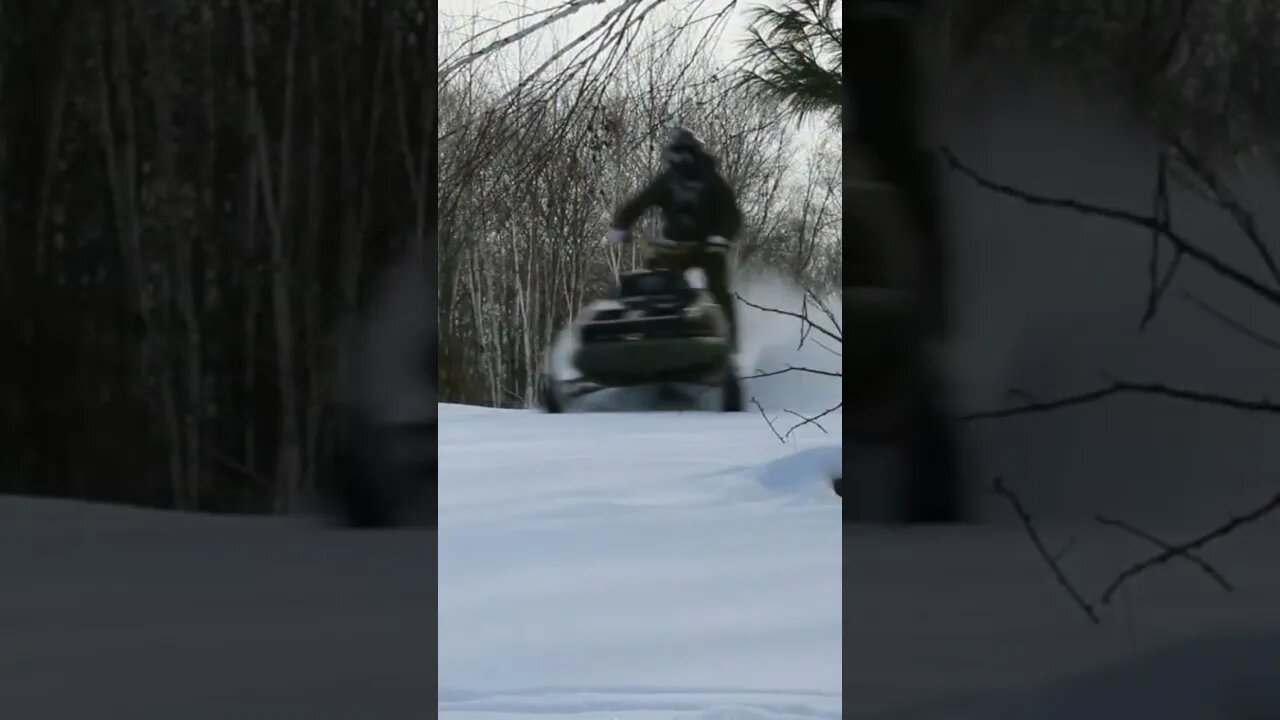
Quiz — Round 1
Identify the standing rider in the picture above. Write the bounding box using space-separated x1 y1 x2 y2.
604 127 744 349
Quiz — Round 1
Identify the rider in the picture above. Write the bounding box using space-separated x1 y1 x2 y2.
604 127 744 349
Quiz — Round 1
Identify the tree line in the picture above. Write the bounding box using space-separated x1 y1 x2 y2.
0 0 431 513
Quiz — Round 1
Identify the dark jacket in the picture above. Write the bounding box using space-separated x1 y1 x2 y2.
610 158 742 245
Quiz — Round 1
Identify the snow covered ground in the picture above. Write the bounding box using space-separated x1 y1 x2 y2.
438 398 1280 720
844 515 1280 719
0 497 434 719
437 403 843 720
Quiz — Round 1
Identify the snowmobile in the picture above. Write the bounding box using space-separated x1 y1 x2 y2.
540 240 744 413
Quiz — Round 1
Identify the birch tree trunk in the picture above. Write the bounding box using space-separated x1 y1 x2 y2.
140 4 203 509
240 0 302 512
95 3 184 506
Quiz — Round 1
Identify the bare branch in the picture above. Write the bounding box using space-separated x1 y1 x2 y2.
783 402 841 438
489 0 652 106
1181 290 1280 353
809 338 842 358
750 393 840 442
781 408 825 432
1140 149 1183 328
1168 136 1280 287
807 286 841 334
743 364 842 380
751 396 786 443
1095 515 1233 593
993 477 1100 624
439 0 614 83
1098 490 1280 604
962 381 1280 422
796 293 814 350
1051 535 1081 563
735 291 842 345
941 148 1280 310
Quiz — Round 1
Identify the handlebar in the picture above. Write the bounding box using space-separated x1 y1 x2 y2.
639 234 728 255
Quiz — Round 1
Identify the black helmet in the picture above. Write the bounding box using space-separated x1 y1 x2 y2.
662 127 706 177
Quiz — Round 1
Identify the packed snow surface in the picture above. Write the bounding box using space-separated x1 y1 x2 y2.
438 403 844 720
0 497 434 719
438 398 1280 720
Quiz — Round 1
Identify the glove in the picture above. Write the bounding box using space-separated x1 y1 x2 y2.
603 228 628 246
707 235 730 252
